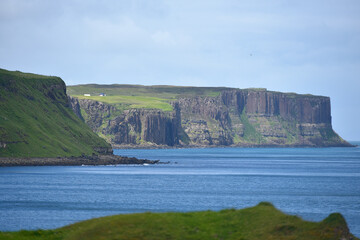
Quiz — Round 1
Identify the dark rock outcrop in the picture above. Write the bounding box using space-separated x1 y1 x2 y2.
68 96 84 121
69 96 118 131
106 103 182 146
0 155 159 166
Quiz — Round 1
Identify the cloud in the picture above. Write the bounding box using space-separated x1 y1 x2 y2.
151 31 176 46
151 30 190 47
83 17 147 47
0 0 359 139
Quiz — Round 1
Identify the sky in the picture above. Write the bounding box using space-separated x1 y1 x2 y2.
0 0 359 140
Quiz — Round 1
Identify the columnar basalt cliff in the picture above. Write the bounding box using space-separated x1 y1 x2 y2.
70 96 183 147
106 106 181 147
182 89 342 147
69 88 352 148
69 96 118 131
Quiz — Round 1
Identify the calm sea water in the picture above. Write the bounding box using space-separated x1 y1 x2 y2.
0 144 359 237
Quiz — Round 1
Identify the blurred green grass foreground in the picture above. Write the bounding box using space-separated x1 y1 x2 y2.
0 202 357 240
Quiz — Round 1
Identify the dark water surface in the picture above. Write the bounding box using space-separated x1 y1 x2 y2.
1 144 359 237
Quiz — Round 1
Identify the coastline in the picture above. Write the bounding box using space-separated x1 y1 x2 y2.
0 154 159 167
1 142 356 166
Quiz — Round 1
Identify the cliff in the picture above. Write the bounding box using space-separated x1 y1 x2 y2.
70 96 183 147
178 89 344 147
0 69 112 157
68 86 351 148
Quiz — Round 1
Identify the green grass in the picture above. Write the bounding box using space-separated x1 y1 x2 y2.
74 95 173 111
0 69 111 157
319 127 338 140
232 133 242 144
244 87 267 91
240 109 264 144
0 202 356 240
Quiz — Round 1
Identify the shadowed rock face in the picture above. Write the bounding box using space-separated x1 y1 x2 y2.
69 97 117 131
105 107 180 146
68 96 84 121
69 89 352 148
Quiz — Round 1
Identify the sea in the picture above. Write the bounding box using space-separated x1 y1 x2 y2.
0 143 359 237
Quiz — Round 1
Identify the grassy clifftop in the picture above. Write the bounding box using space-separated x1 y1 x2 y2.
68 84 231 112
0 69 111 157
67 84 229 98
0 202 357 240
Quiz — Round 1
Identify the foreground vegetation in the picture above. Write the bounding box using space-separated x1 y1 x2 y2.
0 69 111 157
0 202 357 240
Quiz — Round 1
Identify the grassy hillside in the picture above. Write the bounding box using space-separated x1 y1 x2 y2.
0 202 357 240
0 69 111 157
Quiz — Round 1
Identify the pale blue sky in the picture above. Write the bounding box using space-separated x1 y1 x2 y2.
0 0 359 140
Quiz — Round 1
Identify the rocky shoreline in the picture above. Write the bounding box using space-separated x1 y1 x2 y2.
0 154 160 167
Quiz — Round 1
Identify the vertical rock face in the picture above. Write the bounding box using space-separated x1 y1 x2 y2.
220 90 331 124
76 100 182 147
69 89 351 148
68 96 84 121
177 96 232 146
70 97 118 132
106 105 181 147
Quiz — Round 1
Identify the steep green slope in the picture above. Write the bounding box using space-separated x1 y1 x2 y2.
0 202 357 240
0 69 111 157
